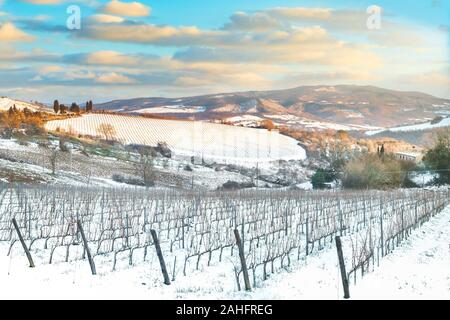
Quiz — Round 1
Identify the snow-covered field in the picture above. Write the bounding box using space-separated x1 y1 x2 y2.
135 105 206 114
262 114 382 131
352 203 450 299
45 114 306 163
0 187 448 300
222 115 265 127
366 117 450 136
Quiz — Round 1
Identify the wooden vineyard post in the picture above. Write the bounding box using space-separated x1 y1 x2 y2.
305 217 309 256
150 229 171 285
77 220 96 275
338 199 343 236
379 202 384 257
335 236 350 299
11 218 35 268
234 229 251 291
181 216 185 249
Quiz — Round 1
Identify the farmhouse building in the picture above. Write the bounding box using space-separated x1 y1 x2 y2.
394 151 423 163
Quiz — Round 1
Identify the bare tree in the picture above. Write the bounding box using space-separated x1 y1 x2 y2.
135 146 156 187
97 123 116 141
59 136 69 152
48 147 58 175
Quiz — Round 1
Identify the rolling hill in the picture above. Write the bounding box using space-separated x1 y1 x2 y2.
0 97 51 113
45 114 306 164
96 85 450 129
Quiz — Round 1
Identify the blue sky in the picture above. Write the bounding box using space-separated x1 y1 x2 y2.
0 0 448 102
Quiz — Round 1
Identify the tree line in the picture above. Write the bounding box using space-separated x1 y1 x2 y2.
53 100 93 114
311 128 450 189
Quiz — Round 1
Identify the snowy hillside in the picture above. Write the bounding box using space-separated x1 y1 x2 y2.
96 85 450 128
366 117 450 136
45 114 306 163
135 105 206 114
0 97 49 112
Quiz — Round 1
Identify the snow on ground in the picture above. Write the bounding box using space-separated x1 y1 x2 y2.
366 117 450 136
0 137 294 189
263 114 382 131
1 203 448 300
410 172 439 187
296 181 313 190
135 106 206 114
225 115 264 127
0 97 49 112
45 114 306 164
353 204 450 299
0 138 40 152
226 115 263 123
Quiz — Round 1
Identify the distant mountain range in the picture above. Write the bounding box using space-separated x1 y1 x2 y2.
96 85 450 129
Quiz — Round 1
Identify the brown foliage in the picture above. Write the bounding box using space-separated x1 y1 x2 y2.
259 119 276 130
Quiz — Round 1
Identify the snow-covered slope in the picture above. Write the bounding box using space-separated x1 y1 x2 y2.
352 202 450 299
135 105 206 114
45 114 306 163
0 97 49 112
366 117 450 136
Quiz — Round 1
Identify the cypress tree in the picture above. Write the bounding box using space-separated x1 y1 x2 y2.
53 100 60 114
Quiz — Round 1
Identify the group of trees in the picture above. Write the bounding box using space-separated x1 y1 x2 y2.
53 100 93 114
312 150 417 190
423 129 450 184
341 153 416 189
85 100 93 112
311 128 450 189
0 106 45 137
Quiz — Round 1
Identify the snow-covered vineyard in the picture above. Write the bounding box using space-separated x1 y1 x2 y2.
0 185 448 299
45 114 306 164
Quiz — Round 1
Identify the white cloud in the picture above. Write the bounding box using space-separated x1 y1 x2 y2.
89 14 125 24
37 65 63 73
96 72 135 84
100 1 150 17
268 7 332 19
19 0 65 4
85 51 138 65
0 22 35 42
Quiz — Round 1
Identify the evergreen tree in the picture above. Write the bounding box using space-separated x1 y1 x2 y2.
23 107 31 117
59 104 67 114
53 100 60 114
70 102 80 113
424 130 450 184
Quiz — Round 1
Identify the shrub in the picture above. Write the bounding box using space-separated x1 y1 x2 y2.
17 135 30 146
260 119 276 131
342 153 407 189
112 174 148 187
423 129 450 184
311 168 335 189
430 116 444 125
59 137 69 152
219 180 255 190
155 142 172 158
